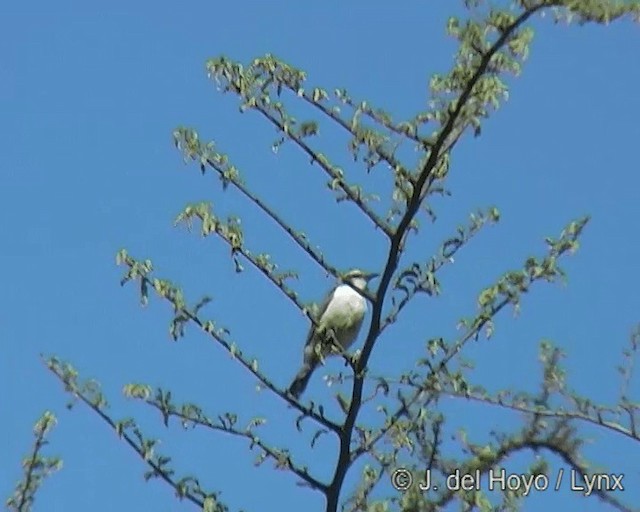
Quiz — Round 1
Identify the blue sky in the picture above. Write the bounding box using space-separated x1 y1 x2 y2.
1 2 639 511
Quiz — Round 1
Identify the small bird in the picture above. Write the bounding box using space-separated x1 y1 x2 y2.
288 269 378 399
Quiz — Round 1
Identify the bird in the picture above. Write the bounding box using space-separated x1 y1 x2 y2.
288 269 378 399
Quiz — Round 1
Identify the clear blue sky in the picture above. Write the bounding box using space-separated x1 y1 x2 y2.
2 2 639 511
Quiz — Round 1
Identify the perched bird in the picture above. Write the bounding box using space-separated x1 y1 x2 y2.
288 269 378 399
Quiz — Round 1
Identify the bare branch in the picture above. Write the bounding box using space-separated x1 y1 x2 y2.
44 357 230 511
6 412 61 512
127 386 328 493
115 250 341 433
173 127 342 281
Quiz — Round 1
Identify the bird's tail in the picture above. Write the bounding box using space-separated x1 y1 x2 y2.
288 363 315 399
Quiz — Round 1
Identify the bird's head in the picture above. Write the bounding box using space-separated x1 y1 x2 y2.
342 269 379 291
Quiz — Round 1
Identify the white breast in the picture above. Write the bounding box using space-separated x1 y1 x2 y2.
313 284 368 352
324 284 366 318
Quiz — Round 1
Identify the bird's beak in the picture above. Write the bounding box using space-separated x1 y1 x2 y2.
365 272 379 281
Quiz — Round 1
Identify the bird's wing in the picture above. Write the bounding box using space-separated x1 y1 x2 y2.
305 286 337 344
